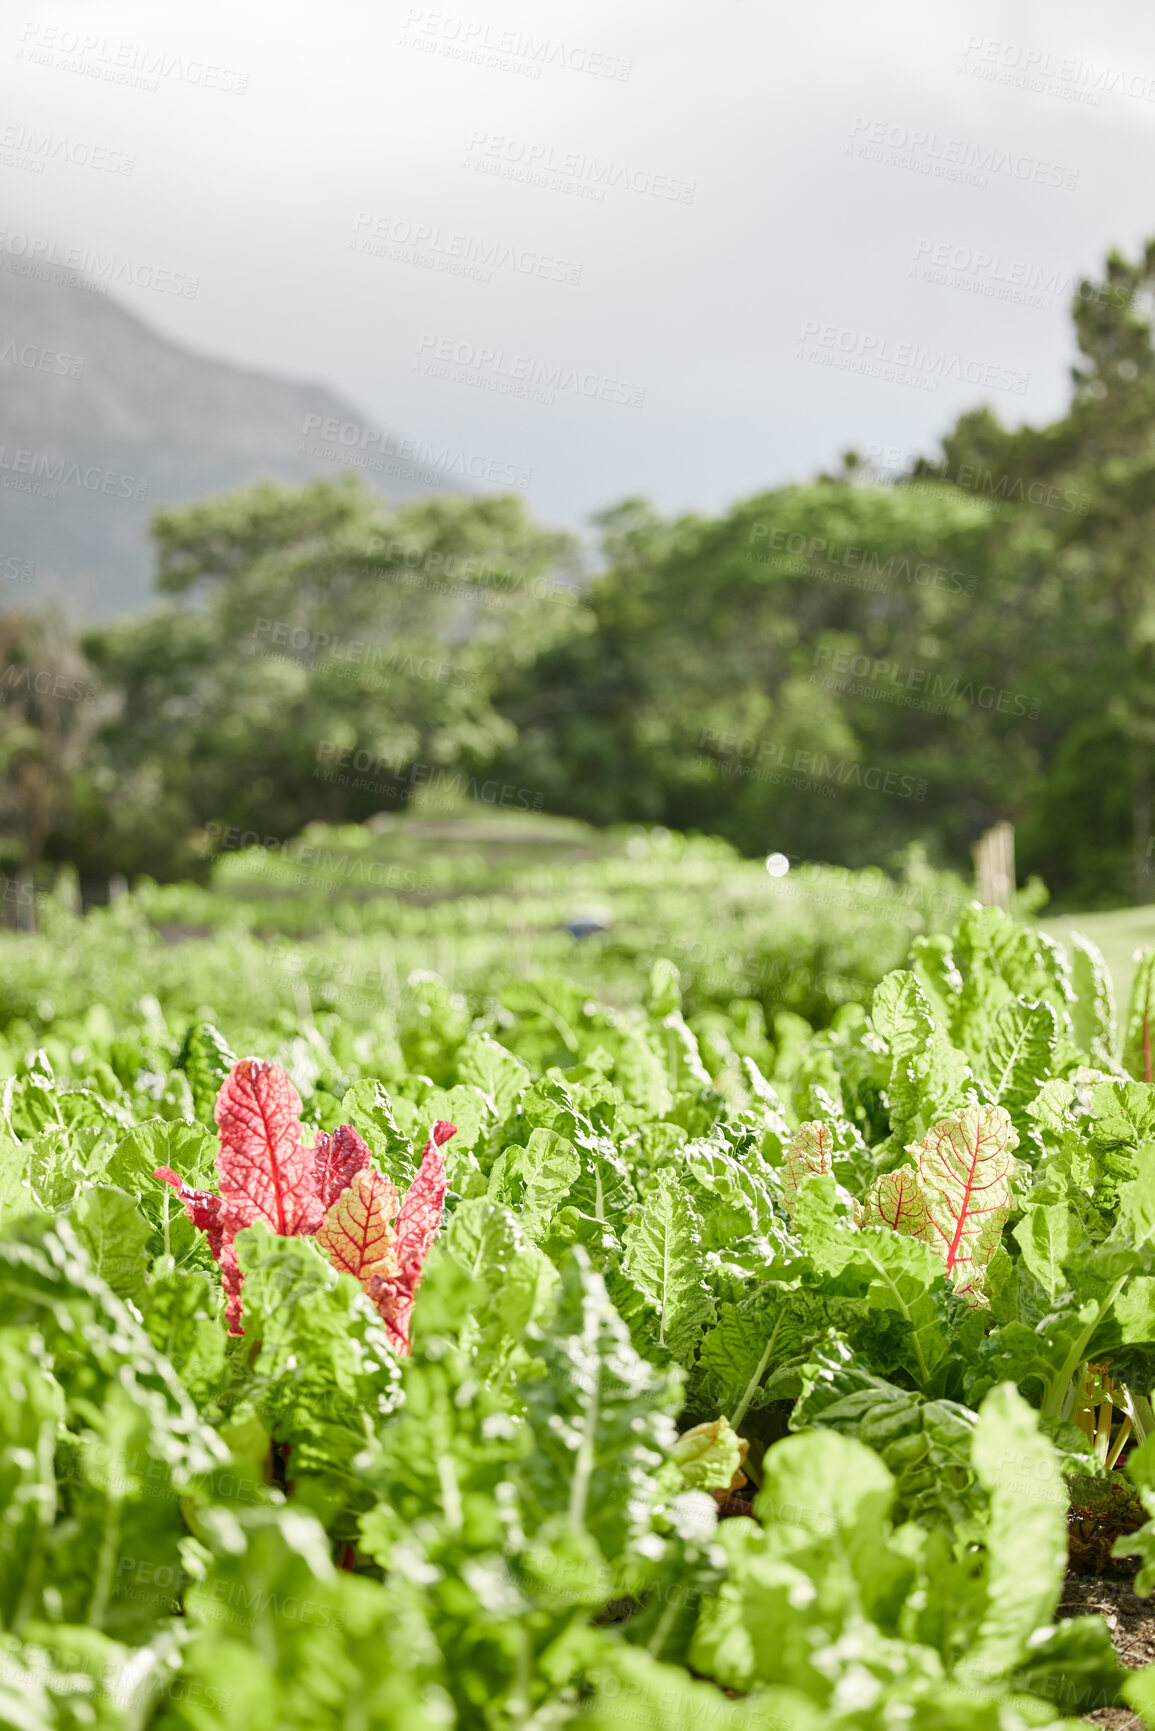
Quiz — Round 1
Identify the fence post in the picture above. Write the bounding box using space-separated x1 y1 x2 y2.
973 821 1015 911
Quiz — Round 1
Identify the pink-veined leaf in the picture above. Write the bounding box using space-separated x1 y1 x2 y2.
857 1166 933 1241
215 1058 323 1238
156 1058 329 1333
154 1165 247 1334
393 1120 455 1268
781 1121 833 1216
154 1167 227 1261
312 1123 372 1212
366 1267 416 1356
156 1063 445 1339
913 1104 1019 1301
316 1169 400 1283
364 1121 455 1354
218 1238 245 1335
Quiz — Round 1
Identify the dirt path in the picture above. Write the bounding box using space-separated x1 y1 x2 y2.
1059 1573 1154 1727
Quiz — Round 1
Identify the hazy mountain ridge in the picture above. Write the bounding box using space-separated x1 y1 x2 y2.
0 262 427 618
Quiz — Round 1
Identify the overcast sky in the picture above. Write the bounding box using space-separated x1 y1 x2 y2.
6 0 1155 534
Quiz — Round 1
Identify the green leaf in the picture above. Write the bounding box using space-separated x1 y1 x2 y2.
1114 1162 1155 1257
176 1020 236 1126
740 1058 792 1143
454 1031 530 1119
1008 1614 1123 1720
1026 1076 1078 1137
0 1129 29 1226
1119 1434 1155 1591
108 1117 216 1194
0 1332 63 1629
486 1127 579 1237
515 1248 680 1575
419 1083 488 1153
789 1171 858 1274
2 1067 63 1140
792 1332 981 1533
848 1228 952 1387
981 996 1058 1134
957 1384 1068 1686
0 1214 227 1641
870 969 936 1052
870 971 973 1143
71 1185 151 1299
1124 948 1155 1080
582 1641 795 1731
14 1120 122 1213
623 1169 716 1362
908 931 963 1030
1013 1201 1084 1300
136 1266 228 1406
698 1288 827 1425
755 1428 898 1594
1089 1079 1155 1148
1069 932 1117 1067
683 1138 778 1242
340 1078 417 1187
1124 1664 1155 1726
233 1225 402 1530
953 904 1062 1049
107 1118 218 1264
647 958 683 1018
671 1417 745 1492
182 1507 447 1729
1112 1277 1155 1343
438 1196 558 1367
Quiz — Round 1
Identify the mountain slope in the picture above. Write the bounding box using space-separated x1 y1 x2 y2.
0 260 434 618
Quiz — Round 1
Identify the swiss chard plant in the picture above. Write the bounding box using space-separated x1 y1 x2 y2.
1 897 1155 1726
155 1055 454 1348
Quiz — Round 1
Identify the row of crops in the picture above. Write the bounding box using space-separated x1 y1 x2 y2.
2 824 1154 1727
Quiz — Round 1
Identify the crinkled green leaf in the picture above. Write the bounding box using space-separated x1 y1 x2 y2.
515 1249 680 1574
71 1184 151 1300
486 1127 580 1239
176 1020 236 1127
791 1332 981 1533
454 1030 530 1119
340 1078 417 1188
623 1169 716 1363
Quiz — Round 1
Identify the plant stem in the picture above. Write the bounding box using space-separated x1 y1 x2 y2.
1108 1415 1134 1470
728 1316 783 1431
1041 1277 1128 1420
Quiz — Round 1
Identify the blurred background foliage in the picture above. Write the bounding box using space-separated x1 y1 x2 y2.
5 240 1155 909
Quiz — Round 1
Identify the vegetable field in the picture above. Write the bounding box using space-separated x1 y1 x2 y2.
5 824 1155 1727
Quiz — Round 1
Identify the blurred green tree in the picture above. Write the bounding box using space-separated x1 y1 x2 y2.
78 475 576 878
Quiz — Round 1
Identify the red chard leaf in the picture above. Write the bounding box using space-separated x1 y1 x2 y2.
215 1058 322 1238
155 1166 227 1263
393 1120 454 1269
316 1169 400 1282
155 1068 451 1344
312 1123 372 1212
364 1121 455 1354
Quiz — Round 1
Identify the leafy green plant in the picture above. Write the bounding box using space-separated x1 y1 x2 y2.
1 880 1153 1725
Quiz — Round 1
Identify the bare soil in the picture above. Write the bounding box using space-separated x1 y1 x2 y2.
1060 1573 1152 1728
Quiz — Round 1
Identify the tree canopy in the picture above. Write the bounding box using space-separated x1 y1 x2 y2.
5 238 1155 908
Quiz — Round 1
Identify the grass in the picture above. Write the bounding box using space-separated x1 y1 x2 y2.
1039 903 1155 1024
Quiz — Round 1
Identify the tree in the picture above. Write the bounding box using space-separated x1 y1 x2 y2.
493 477 1039 869
0 608 105 877
80 475 576 877
913 242 1155 898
